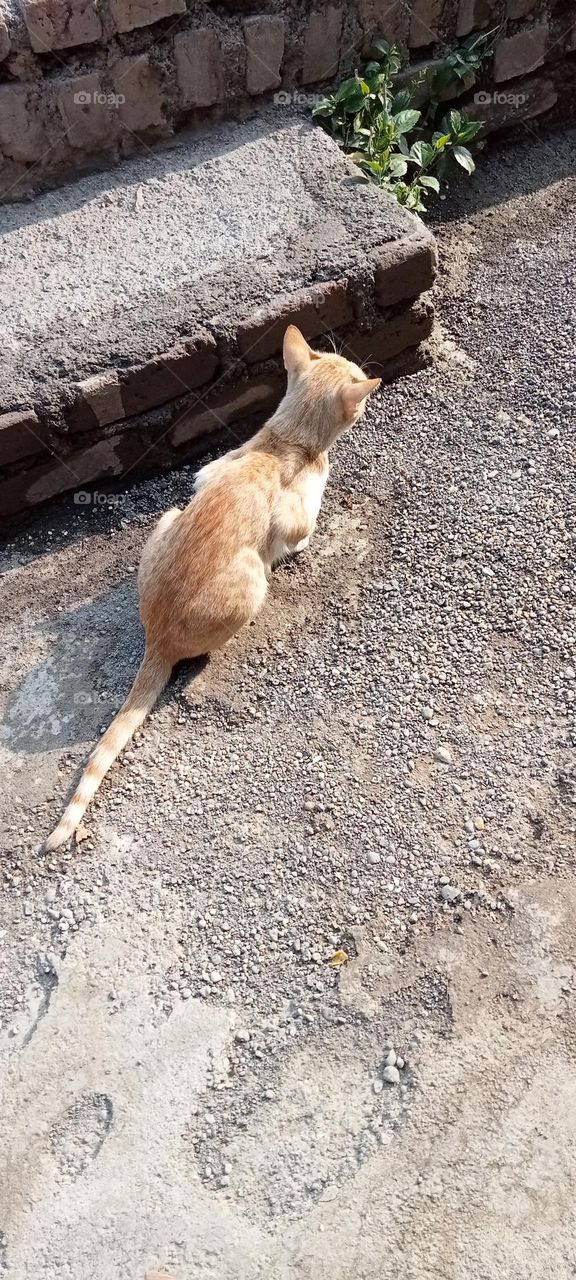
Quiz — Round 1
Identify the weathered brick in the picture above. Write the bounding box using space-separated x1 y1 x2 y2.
0 409 50 468
472 75 557 130
506 0 538 17
372 228 438 307
120 337 219 417
109 0 185 35
302 7 343 84
19 0 101 53
343 300 434 367
494 24 548 82
0 85 47 164
174 30 222 108
237 282 354 364
57 74 118 150
0 434 147 519
66 373 125 434
0 12 11 61
112 56 165 134
244 16 285 96
456 0 494 38
171 374 285 448
358 0 409 44
409 0 443 48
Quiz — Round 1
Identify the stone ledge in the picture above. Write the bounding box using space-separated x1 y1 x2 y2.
0 111 437 442
0 112 436 519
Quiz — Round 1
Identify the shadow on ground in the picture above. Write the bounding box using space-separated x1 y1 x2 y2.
0 581 142 755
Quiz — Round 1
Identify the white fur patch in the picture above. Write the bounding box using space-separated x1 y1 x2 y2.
299 465 329 525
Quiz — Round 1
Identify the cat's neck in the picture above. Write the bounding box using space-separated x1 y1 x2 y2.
265 394 338 455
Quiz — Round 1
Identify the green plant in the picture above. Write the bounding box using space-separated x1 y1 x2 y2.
312 35 494 213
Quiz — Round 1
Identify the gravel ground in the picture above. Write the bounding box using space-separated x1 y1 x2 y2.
0 124 575 1279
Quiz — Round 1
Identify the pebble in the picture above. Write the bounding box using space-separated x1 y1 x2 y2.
383 1065 400 1085
384 1049 397 1067
434 746 452 765
473 817 485 832
396 1056 405 1070
366 850 381 865
441 885 461 904
422 705 434 720
373 1078 384 1094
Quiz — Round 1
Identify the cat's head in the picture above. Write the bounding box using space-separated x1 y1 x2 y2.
282 325 381 447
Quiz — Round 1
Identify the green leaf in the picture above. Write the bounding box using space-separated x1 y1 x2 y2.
335 78 360 102
409 140 435 168
449 108 462 135
358 158 383 174
371 37 392 56
432 131 451 150
393 108 421 134
388 154 408 177
312 98 335 117
391 88 411 113
453 144 475 173
398 134 410 157
457 119 484 142
419 174 440 192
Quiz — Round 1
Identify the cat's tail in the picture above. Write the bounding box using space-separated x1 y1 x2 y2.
45 648 172 851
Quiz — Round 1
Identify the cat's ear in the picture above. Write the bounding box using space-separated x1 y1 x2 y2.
341 377 381 417
283 325 313 376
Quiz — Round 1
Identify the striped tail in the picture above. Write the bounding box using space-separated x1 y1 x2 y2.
46 649 172 850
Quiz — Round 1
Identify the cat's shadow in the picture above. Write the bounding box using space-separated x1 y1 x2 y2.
1 578 206 758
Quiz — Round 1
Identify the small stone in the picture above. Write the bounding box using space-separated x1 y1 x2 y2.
373 1078 384 1094
384 1049 397 1067
235 1029 250 1043
422 705 434 720
396 1056 405 1070
263 1088 274 1100
441 885 461 904
366 850 381 865
473 817 485 832
434 746 452 765
383 1065 400 1085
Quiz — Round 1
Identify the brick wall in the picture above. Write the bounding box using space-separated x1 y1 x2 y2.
0 0 574 200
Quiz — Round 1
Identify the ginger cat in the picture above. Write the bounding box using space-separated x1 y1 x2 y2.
46 326 380 849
